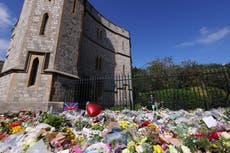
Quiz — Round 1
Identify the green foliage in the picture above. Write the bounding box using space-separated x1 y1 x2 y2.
132 57 230 110
91 123 104 131
75 120 90 131
0 122 11 134
41 113 66 130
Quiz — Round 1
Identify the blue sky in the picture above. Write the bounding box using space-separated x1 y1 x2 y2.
0 0 230 68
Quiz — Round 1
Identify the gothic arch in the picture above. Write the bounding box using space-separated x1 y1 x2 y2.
28 58 39 86
40 13 49 35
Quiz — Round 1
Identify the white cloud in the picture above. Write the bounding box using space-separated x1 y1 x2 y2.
175 26 230 48
0 3 14 29
197 27 230 44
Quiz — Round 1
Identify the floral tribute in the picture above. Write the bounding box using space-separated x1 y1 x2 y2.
0 107 230 153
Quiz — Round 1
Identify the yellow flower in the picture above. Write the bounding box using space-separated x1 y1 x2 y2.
92 122 99 127
12 126 24 134
140 137 147 144
133 135 139 142
148 123 155 128
131 123 139 128
75 135 85 148
65 128 75 140
118 121 130 130
75 135 85 143
210 143 218 148
127 141 136 151
153 145 162 153
122 148 130 153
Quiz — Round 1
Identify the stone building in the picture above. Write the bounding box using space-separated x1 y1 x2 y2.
0 0 131 111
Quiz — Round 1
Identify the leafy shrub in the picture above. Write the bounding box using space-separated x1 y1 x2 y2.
41 113 66 130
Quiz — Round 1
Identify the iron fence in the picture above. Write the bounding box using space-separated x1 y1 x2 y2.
133 66 230 110
63 75 133 110
64 66 230 110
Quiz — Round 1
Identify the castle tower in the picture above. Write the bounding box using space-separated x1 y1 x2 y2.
0 0 85 107
0 0 132 111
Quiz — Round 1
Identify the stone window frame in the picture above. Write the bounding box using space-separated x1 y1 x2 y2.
39 13 49 35
72 0 78 15
25 52 48 88
28 57 39 86
122 41 125 50
97 28 103 40
95 56 102 71
123 65 125 74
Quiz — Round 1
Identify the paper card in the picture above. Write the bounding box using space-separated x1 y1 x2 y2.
202 116 217 128
57 149 70 153
147 112 154 121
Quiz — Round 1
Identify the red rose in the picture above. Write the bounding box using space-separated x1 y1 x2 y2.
139 121 151 128
9 121 21 128
211 132 219 139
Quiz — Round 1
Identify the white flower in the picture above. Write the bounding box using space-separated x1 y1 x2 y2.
181 145 191 153
136 145 144 153
85 142 110 153
168 145 179 153
221 132 230 140
21 137 37 151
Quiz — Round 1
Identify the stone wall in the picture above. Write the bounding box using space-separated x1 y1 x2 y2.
4 54 52 102
0 0 132 109
0 0 63 103
0 102 64 113
85 2 130 38
78 36 116 77
50 74 79 102
2 0 34 72
78 1 132 105
3 0 64 72
54 0 85 76
0 74 12 102
79 1 132 77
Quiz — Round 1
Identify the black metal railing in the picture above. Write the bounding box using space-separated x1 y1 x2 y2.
63 66 230 110
63 75 133 110
132 66 230 110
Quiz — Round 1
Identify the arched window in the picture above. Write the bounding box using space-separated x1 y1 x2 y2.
123 65 125 74
72 0 77 14
122 41 125 50
97 28 103 40
28 58 39 86
95 56 102 70
40 13 49 35
99 57 102 70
